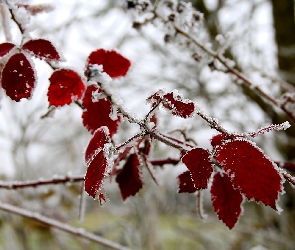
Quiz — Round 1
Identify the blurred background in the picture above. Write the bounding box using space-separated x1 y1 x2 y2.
0 0 294 249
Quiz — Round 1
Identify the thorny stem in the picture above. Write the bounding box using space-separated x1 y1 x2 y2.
0 201 131 250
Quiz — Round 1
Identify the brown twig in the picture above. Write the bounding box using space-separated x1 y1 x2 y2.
0 175 84 189
0 201 131 250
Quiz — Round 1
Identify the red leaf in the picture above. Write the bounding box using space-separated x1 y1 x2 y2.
112 146 133 174
178 170 197 193
116 153 143 200
181 148 213 189
215 139 282 209
1 53 35 101
211 172 243 229
82 84 121 136
22 39 61 61
48 69 85 106
86 49 131 78
211 133 227 147
146 89 165 108
162 91 195 118
84 127 112 198
0 43 15 57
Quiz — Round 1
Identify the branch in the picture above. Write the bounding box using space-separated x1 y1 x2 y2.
0 201 131 250
136 2 295 123
0 175 84 189
150 157 180 167
279 169 295 186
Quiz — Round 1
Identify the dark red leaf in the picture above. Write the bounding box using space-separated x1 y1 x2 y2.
116 153 143 200
112 146 133 175
1 53 35 101
211 172 243 229
86 49 131 78
211 133 227 147
82 84 121 136
162 91 195 118
22 39 61 61
48 69 85 106
178 170 197 193
84 127 112 198
146 89 165 108
181 148 213 189
215 139 282 209
0 43 15 57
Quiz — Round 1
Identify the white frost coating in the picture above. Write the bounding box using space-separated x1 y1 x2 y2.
281 121 291 130
88 64 112 83
100 79 141 124
102 142 114 176
215 34 225 44
109 105 118 121
91 89 105 103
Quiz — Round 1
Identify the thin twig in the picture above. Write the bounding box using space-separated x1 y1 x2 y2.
150 157 180 167
279 169 295 186
0 175 84 189
0 201 132 250
143 3 295 122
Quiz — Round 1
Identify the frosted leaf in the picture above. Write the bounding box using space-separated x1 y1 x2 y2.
1 52 36 101
84 127 114 199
